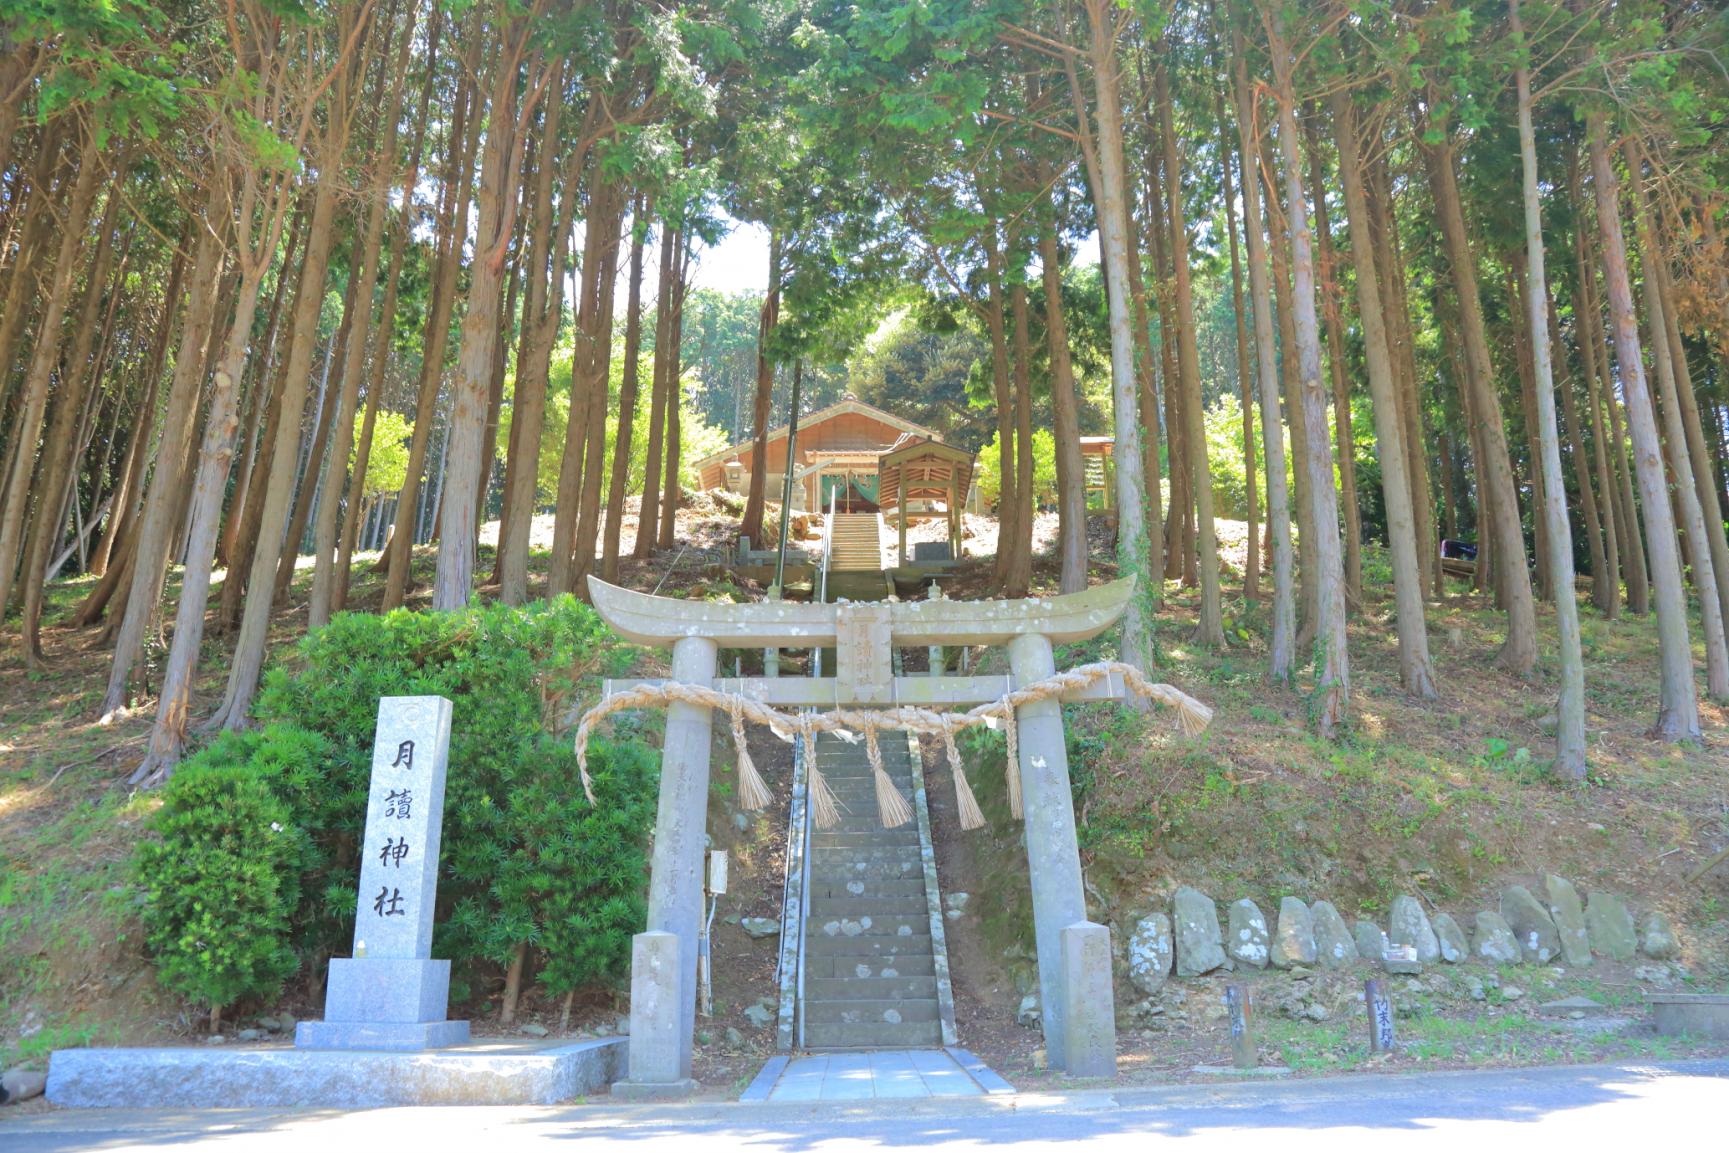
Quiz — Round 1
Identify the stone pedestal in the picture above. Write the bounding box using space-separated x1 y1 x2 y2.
1060 921 1116 1078
1007 633 1107 1073
299 696 467 1053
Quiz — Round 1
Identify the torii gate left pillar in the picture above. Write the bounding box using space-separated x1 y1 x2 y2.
594 575 1135 1096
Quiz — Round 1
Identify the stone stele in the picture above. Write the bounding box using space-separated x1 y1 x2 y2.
298 696 469 1052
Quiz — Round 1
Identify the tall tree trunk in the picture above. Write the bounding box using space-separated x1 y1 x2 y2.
1223 100 1258 601
273 270 357 602
223 202 305 569
1648 179 1729 634
1574 178 1643 614
1266 161 1316 644
1006 281 1036 598
1510 260 1552 603
1510 1 1586 776
1551 289 1607 609
1075 0 1156 666
99 200 224 716
571 184 624 595
434 33 538 612
208 161 345 730
657 238 689 552
18 178 122 659
1423 125 1538 674
548 176 620 594
1329 88 1436 698
1266 12 1348 733
1152 51 1221 645
634 216 673 562
984 233 1019 589
381 45 481 609
1367 138 1440 598
309 5 418 626
1039 215 1088 595
0 123 66 420
1626 140 1729 700
1305 108 1362 606
494 73 565 600
1231 33 1295 677
603 201 650 583
339 16 442 608
133 160 299 780
0 132 102 623
1587 112 1699 739
737 230 781 548
657 244 686 555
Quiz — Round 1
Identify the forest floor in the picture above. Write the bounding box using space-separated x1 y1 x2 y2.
2 498 1728 1097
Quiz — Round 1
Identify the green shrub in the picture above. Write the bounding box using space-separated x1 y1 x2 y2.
136 745 310 1017
133 596 657 1014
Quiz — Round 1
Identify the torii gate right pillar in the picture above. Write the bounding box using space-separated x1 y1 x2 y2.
1008 633 1114 1075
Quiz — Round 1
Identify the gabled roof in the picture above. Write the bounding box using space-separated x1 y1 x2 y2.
878 435 975 513
693 395 942 471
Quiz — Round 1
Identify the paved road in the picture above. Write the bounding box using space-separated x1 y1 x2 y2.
3 1059 1723 1150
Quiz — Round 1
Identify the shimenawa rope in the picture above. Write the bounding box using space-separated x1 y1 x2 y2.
572 660 1213 830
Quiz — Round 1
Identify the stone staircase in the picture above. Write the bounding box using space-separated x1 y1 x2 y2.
824 513 890 602
800 731 946 1050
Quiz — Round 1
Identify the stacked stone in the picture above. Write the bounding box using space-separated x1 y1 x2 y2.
1122 874 1681 994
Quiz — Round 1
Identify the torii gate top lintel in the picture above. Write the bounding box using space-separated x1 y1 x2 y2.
585 574 1136 650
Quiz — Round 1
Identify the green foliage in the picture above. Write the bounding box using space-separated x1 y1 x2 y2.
132 598 657 1013
354 410 412 499
135 747 309 1014
974 426 1056 508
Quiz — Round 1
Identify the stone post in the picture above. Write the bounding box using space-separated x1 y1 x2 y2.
616 635 717 1097
623 932 682 1085
297 696 469 1052
1060 921 1116 1077
1006 632 1100 1072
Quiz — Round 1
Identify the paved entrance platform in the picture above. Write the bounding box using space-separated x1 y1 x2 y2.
47 1036 625 1108
740 1048 1013 1102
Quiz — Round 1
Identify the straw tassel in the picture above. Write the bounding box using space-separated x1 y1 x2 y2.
1001 703 1023 820
808 763 841 829
865 724 913 828
800 714 842 830
941 719 985 831
728 699 773 811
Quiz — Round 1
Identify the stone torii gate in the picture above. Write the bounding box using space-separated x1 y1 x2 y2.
591 575 1146 1097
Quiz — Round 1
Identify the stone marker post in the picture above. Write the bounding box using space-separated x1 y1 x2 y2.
615 636 717 1098
1008 633 1107 1073
1366 978 1396 1053
1226 984 1256 1069
1060 922 1117 1077
298 696 469 1052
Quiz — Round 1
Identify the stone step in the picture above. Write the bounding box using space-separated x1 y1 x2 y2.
810 896 930 917
814 784 915 800
807 976 941 1002
809 878 927 898
812 830 924 843
807 914 928 938
802 998 940 1025
816 850 924 866
803 953 936 979
802 1020 943 1049
805 932 934 956
808 861 924 880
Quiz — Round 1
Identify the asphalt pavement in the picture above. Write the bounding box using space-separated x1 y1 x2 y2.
2 1058 1723 1150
